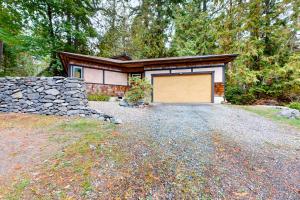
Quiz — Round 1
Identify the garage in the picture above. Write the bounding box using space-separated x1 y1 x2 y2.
152 73 214 103
60 52 238 103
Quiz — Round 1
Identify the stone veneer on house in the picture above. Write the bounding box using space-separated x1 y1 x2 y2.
0 77 113 120
86 83 130 96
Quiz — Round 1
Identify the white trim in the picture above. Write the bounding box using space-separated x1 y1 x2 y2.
144 64 225 71
214 96 224 104
71 65 83 79
131 73 142 78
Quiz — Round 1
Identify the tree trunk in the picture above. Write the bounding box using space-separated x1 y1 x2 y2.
203 0 207 12
263 0 272 55
46 2 60 75
0 40 3 62
74 18 79 51
112 0 117 53
156 0 165 57
46 3 55 42
0 41 3 72
66 12 72 47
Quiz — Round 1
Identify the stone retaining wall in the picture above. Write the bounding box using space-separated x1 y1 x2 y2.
0 77 113 120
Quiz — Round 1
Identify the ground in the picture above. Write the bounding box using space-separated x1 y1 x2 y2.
0 114 83 185
0 103 299 199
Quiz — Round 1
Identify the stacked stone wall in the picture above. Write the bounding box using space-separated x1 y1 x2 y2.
0 77 110 120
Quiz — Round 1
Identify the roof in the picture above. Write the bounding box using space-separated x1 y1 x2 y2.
59 52 238 72
110 53 132 61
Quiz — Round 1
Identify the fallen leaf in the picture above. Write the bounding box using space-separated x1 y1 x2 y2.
112 131 120 136
233 191 249 197
14 164 22 170
218 147 225 152
64 185 71 189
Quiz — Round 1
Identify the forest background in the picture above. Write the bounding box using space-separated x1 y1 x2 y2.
0 0 299 104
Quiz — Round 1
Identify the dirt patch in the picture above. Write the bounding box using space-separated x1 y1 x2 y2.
0 113 82 187
204 133 300 199
254 99 280 105
0 115 115 199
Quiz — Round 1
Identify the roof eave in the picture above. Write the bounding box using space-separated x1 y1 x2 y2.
123 54 239 68
59 52 123 67
59 52 239 69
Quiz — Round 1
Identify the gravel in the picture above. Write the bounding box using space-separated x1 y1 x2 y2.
90 102 300 149
89 101 300 199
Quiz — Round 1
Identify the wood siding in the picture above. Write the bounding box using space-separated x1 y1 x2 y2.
214 83 224 97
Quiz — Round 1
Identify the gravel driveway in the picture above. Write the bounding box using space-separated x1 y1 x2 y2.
89 102 300 199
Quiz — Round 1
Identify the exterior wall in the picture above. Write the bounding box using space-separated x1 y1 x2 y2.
70 66 128 86
214 96 224 104
170 69 192 73
145 70 170 80
193 66 224 82
145 66 225 104
69 60 123 72
86 83 129 97
70 64 226 103
214 83 224 97
145 66 224 83
214 83 225 103
105 71 128 86
84 68 103 84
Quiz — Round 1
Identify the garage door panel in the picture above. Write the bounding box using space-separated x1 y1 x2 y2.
153 74 212 103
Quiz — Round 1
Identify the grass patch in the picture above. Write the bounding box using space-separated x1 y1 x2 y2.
241 106 300 129
48 134 72 143
81 179 93 194
0 113 62 130
87 93 110 101
288 102 300 111
5 179 30 200
56 118 110 133
3 118 122 199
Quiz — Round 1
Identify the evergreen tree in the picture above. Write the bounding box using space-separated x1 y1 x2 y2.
170 0 218 56
0 0 298 103
131 0 182 58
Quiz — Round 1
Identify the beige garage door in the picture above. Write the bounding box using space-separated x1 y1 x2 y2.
153 74 212 103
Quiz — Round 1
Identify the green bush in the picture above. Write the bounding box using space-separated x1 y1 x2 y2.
125 77 152 104
288 102 300 111
87 93 110 101
225 85 256 105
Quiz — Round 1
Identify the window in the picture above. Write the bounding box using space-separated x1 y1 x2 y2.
131 73 142 78
72 66 83 79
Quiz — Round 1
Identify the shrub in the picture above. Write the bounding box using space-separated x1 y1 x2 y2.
225 85 256 105
88 93 110 101
288 102 300 111
125 77 152 104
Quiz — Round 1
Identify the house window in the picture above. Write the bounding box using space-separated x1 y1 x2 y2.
131 73 142 78
72 66 83 79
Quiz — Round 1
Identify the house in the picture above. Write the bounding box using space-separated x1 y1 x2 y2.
59 52 238 103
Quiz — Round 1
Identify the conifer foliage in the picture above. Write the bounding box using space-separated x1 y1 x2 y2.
0 0 299 104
